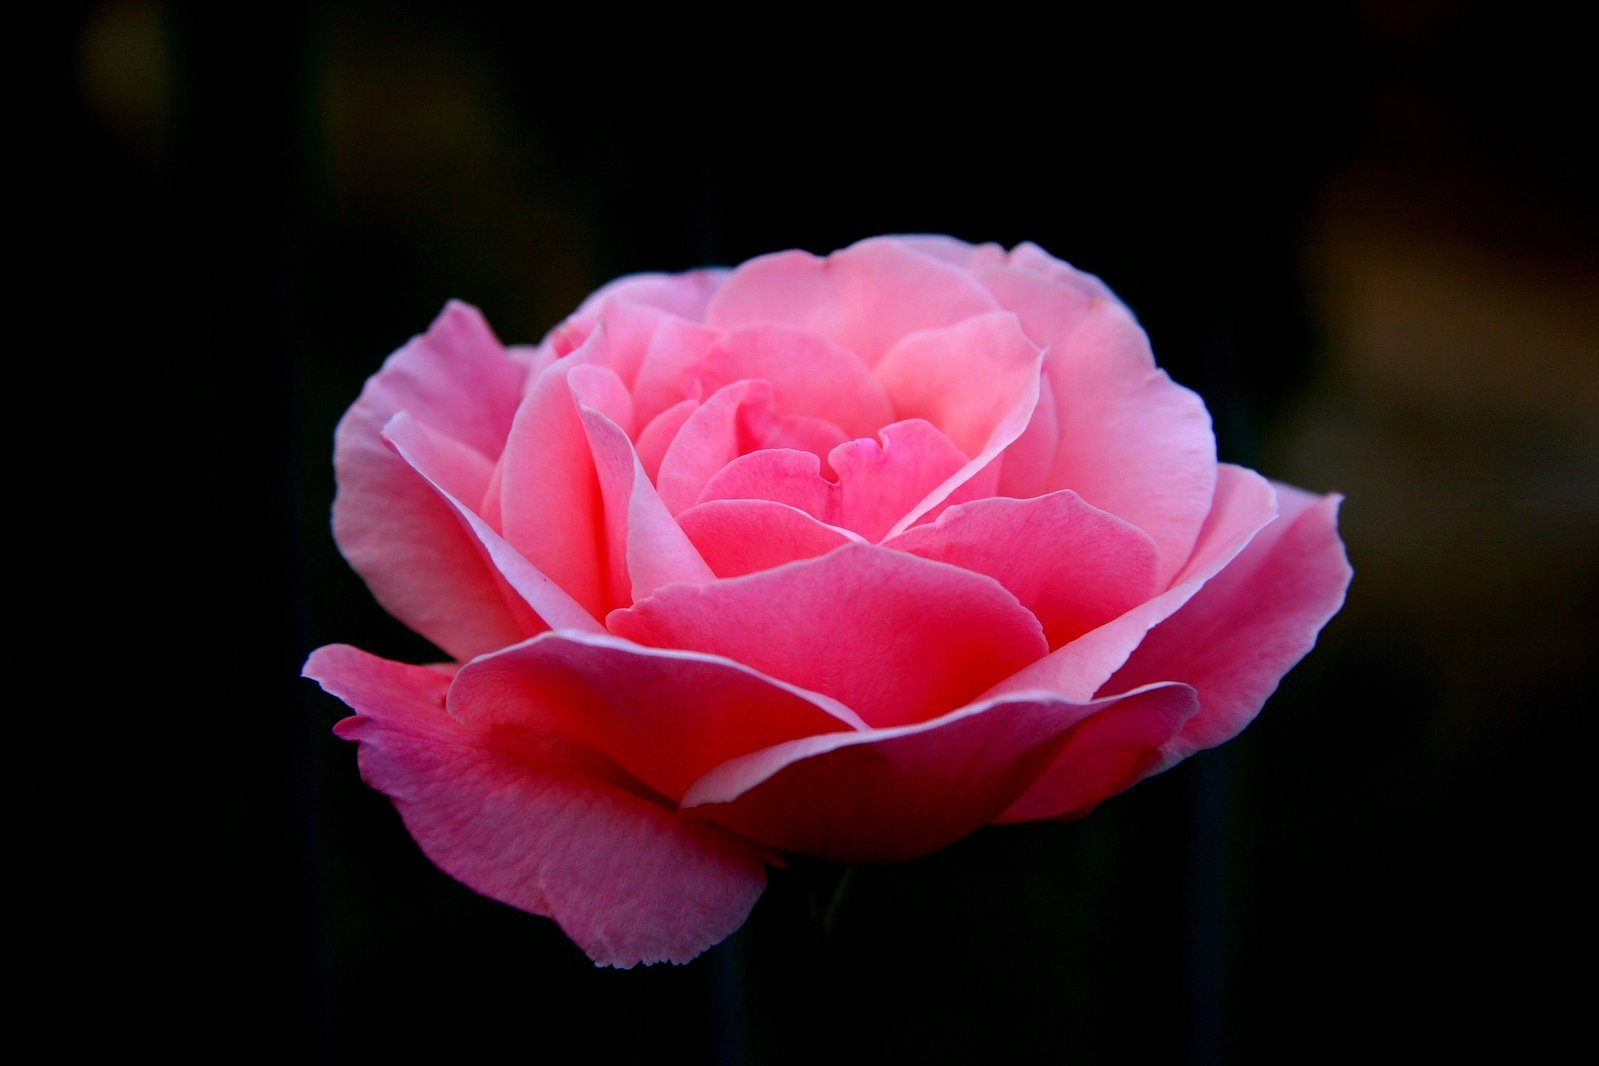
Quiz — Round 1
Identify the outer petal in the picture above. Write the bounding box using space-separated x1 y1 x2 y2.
332 302 530 659
979 263 1217 587
886 490 1160 649
304 644 767 968
680 683 1199 862
450 631 864 802
988 465 1278 701
705 237 1001 367
608 543 1049 729
1103 484 1353 773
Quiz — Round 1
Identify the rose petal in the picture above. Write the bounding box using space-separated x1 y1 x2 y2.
496 363 608 617
608 543 1049 728
653 379 775 516
450 631 864 801
988 464 1278 701
382 413 602 635
332 303 532 658
706 237 1000 367
887 491 1160 649
544 269 728 358
677 499 861 578
1103 484 1353 773
978 261 1217 586
679 683 1198 862
694 419 982 543
697 324 894 438
305 644 767 968
568 374 715 607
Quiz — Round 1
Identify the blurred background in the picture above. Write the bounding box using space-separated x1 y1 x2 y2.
45 1 1593 1060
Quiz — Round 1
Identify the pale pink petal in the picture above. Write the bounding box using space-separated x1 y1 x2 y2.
451 631 863 802
569 383 715 607
893 235 1009 271
544 269 728 357
872 311 1042 457
305 644 766 968
654 379 775 516
678 499 861 578
1104 484 1353 773
497 363 607 617
630 317 721 428
608 544 1048 728
680 683 1198 862
996 363 1061 499
382 414 602 635
634 398 699 483
887 491 1160 649
697 324 894 438
979 264 1217 587
705 237 1000 367
332 303 531 658
987 465 1278 701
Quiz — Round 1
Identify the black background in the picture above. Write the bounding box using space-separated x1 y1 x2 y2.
40 1 1594 1060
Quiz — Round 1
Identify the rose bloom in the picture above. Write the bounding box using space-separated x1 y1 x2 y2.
306 236 1350 967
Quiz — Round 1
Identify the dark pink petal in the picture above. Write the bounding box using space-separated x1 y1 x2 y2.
996 363 1061 499
705 237 1000 367
608 544 1048 728
634 398 699 483
996 680 1204 823
568 379 715 608
678 499 860 578
382 414 602 635
332 303 531 658
497 363 608 618
988 465 1278 701
1103 484 1352 774
654 380 775 516
679 683 1198 862
450 631 864 802
887 491 1160 648
979 264 1217 587
697 324 894 438
305 644 767 968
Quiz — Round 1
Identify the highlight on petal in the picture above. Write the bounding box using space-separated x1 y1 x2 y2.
1103 484 1352 774
305 644 767 968
706 237 1000 366
680 682 1199 863
450 631 864 803
608 543 1049 729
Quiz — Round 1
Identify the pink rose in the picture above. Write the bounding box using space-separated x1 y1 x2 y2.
305 236 1351 967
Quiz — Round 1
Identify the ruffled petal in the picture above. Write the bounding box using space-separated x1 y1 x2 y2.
450 631 864 802
697 323 894 438
305 644 767 968
886 490 1160 649
1104 484 1352 772
705 237 1000 367
608 543 1048 728
679 683 1198 862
